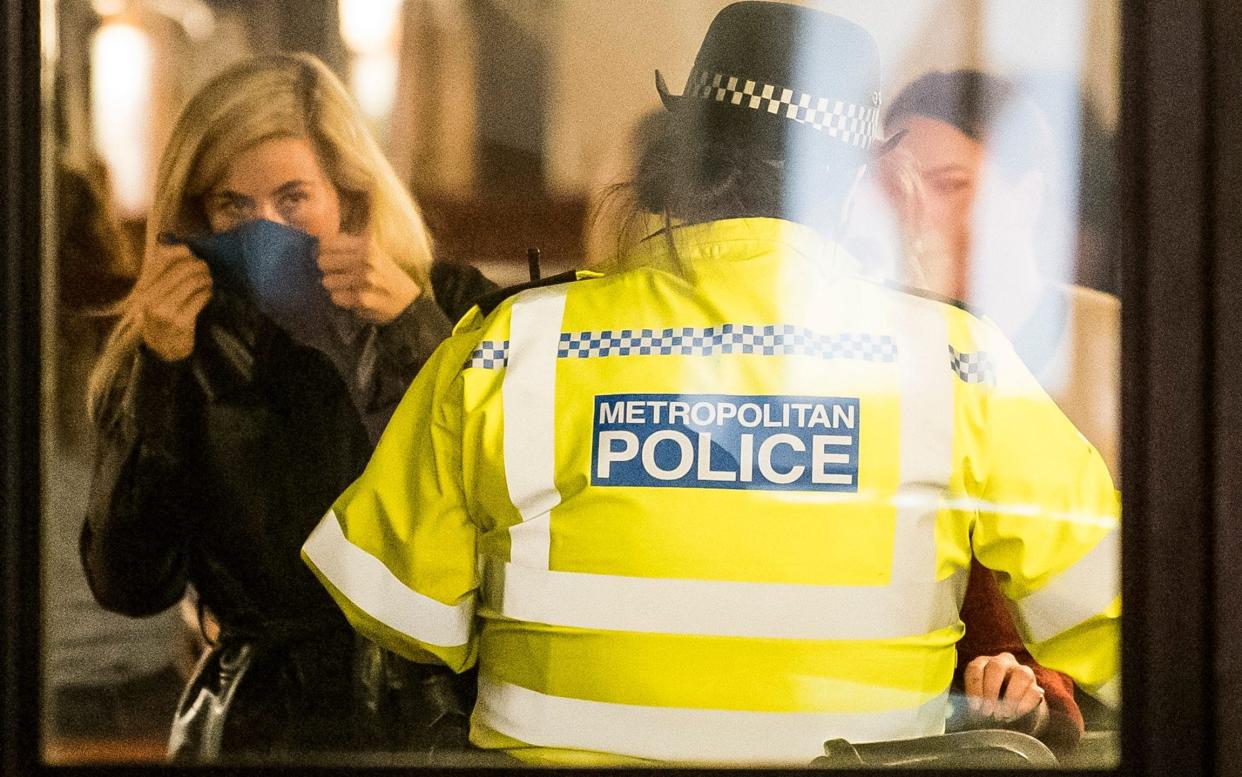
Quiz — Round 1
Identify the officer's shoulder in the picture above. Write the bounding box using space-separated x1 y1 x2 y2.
471 269 600 317
876 279 985 319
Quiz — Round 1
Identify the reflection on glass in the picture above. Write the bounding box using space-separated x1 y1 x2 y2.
43 0 1121 769
881 70 1120 481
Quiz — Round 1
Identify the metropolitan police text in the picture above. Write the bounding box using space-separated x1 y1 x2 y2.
591 393 861 492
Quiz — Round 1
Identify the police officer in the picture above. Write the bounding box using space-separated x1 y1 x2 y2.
303 2 1119 766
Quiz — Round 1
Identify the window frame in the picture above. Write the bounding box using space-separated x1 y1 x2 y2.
3 1 1238 775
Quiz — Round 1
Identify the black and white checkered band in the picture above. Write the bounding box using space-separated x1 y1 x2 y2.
691 70 881 150
462 327 897 369
558 325 897 361
467 334 992 383
463 340 509 370
949 345 996 385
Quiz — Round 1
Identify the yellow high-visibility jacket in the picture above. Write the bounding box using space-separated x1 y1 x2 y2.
303 217 1120 767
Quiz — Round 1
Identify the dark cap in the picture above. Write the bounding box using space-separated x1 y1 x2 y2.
656 1 895 160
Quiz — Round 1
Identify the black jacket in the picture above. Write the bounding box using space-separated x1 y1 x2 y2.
80 260 496 757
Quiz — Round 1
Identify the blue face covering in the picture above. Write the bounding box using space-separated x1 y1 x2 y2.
165 219 347 354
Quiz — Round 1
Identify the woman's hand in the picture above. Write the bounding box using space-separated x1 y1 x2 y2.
137 243 213 362
963 652 1049 735
318 232 421 325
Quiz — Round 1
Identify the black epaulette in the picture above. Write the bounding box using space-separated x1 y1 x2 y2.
881 280 982 317
473 270 583 316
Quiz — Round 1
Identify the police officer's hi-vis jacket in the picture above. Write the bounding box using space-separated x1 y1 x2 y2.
302 217 1120 766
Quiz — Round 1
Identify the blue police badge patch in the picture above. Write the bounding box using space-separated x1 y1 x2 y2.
591 393 860 492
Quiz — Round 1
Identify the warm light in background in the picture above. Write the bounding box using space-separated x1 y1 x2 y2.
90 0 129 17
350 53 401 121
89 21 153 218
340 0 404 125
147 0 217 41
340 0 403 54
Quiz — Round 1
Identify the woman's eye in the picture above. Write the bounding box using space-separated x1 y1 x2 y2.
278 190 310 210
209 198 251 227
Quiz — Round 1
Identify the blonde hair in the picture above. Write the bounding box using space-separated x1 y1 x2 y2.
88 53 434 418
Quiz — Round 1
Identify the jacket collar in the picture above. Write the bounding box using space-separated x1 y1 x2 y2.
626 217 863 279
190 292 375 403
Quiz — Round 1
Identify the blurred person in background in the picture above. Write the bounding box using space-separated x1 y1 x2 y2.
877 68 1123 742
46 157 184 762
302 3 1119 766
79 52 494 761
852 145 1086 752
882 69 1119 480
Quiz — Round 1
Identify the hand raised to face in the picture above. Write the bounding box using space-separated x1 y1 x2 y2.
318 231 421 324
201 135 421 325
137 243 214 362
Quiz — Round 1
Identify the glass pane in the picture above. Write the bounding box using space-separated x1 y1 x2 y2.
43 0 1121 769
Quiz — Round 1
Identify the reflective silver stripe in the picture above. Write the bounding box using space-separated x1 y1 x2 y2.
892 305 954 587
475 674 948 764
481 557 965 640
502 286 569 569
940 496 1119 529
508 514 551 569
303 510 474 647
1013 527 1120 644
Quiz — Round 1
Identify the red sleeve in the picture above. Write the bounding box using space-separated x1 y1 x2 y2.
955 558 1085 755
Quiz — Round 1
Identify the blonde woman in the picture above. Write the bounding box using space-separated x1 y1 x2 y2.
80 53 494 760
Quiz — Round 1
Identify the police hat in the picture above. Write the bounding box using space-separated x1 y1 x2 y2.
656 1 900 161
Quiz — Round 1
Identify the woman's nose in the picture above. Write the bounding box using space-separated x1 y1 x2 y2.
257 201 287 225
